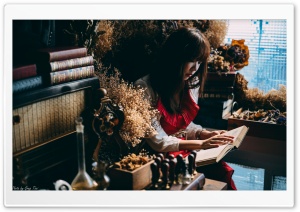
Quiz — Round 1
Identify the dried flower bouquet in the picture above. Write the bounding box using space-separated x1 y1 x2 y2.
97 70 158 148
208 39 250 73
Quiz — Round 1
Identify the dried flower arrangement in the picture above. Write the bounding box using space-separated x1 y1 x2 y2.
97 69 158 148
62 20 116 71
93 21 114 67
63 20 218 82
203 20 228 49
62 20 286 124
233 73 286 118
208 39 250 73
112 152 153 171
232 108 286 125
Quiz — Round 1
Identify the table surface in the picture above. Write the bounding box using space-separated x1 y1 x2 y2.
144 173 227 191
202 178 227 190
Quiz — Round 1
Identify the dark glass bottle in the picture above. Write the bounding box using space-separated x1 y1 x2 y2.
92 161 110 190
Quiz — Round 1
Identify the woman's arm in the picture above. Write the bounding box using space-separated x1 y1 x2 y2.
186 87 227 140
135 76 181 152
146 120 233 152
178 135 234 150
134 76 234 153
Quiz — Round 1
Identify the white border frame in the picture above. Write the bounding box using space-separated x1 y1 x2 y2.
3 3 294 208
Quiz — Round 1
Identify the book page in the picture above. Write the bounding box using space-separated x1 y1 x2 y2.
195 143 231 163
194 125 248 166
223 125 248 147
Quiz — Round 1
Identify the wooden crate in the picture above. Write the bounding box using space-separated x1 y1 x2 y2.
228 117 286 141
107 160 154 190
227 116 286 161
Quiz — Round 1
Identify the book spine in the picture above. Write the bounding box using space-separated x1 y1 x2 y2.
50 65 95 85
201 93 233 100
203 86 234 93
13 64 37 81
49 56 94 72
48 48 87 62
13 76 43 94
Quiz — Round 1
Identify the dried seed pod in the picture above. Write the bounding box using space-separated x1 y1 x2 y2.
131 158 139 164
261 112 267 117
113 162 122 169
134 164 141 169
140 156 149 164
254 111 262 120
263 116 270 122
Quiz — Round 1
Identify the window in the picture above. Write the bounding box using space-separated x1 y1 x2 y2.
228 163 264 190
224 20 287 93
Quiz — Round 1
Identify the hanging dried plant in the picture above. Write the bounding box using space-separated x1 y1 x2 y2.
177 20 194 28
177 20 210 33
204 20 228 49
107 20 178 82
62 20 227 79
93 21 114 66
63 20 102 55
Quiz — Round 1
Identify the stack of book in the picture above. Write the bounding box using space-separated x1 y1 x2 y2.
13 63 43 94
200 73 236 101
194 73 236 129
35 46 95 86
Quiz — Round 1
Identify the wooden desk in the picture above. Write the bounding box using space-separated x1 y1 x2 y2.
202 178 227 190
170 173 205 190
144 174 227 191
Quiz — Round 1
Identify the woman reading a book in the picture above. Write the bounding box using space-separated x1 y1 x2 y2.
134 27 237 190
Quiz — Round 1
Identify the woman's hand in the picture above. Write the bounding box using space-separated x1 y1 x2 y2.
197 129 227 140
198 134 234 150
178 134 235 151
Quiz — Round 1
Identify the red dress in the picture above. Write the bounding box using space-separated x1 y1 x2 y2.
156 88 237 190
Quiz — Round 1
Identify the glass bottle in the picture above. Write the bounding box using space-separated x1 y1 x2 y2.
71 117 98 190
92 161 110 190
177 158 192 185
181 166 192 185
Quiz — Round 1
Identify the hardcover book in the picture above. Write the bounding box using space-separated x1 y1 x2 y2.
201 93 233 100
13 64 37 81
194 125 249 166
36 46 87 62
201 86 234 100
203 86 234 94
13 75 43 94
49 56 94 72
48 65 95 85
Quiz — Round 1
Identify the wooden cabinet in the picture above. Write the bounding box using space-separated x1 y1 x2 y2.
13 77 100 189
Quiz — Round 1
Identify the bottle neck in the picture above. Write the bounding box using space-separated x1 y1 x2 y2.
76 131 86 172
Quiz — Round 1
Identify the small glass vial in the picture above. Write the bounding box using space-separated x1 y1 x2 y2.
71 117 98 190
182 169 192 185
177 158 192 185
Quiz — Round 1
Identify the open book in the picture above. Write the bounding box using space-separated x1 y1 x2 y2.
195 125 249 166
